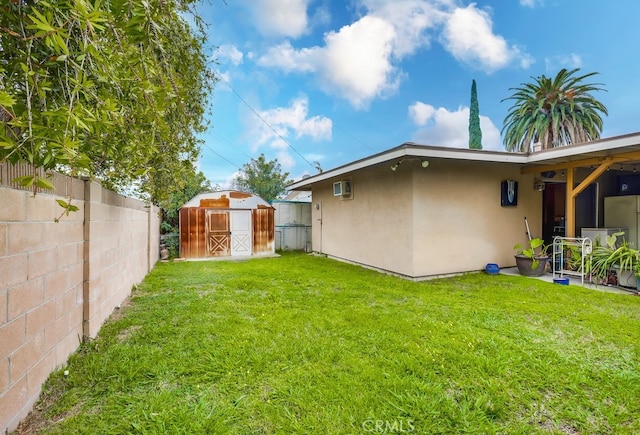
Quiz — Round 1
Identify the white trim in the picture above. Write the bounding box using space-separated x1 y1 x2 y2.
288 132 640 190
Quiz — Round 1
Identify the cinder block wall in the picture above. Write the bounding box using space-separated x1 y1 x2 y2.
83 182 160 337
0 167 160 432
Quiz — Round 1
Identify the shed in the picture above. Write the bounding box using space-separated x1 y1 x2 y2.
179 190 275 259
272 194 312 251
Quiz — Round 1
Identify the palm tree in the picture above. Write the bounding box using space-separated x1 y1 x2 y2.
502 68 608 152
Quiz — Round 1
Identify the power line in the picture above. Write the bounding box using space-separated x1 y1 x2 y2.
201 142 241 169
215 47 375 163
215 71 317 170
333 122 378 153
209 130 253 160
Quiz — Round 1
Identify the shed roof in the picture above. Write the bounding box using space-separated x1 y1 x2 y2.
181 190 272 209
276 191 312 203
288 131 640 190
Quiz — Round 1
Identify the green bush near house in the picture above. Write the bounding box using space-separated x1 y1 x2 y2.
23 253 640 434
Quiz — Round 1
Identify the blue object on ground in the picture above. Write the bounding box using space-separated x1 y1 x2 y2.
553 277 569 285
485 263 500 275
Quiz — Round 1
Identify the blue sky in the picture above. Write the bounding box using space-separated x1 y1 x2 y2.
195 0 640 187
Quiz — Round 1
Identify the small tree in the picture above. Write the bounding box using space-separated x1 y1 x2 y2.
469 79 483 150
157 167 216 258
232 154 292 202
159 169 215 234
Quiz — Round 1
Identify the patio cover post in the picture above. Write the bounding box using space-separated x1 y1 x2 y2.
565 158 615 237
566 168 575 237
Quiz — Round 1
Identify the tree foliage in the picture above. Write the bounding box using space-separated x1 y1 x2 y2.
502 68 607 152
0 0 215 205
159 169 216 234
468 79 482 150
232 154 292 202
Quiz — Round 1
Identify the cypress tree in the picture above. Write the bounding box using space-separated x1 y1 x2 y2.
469 79 483 149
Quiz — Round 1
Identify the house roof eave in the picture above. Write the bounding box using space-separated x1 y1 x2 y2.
287 144 530 190
287 131 640 191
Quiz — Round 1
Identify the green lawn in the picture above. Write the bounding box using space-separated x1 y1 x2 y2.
20 252 640 434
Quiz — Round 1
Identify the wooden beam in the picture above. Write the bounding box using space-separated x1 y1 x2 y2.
565 168 576 237
517 149 640 238
572 160 613 197
520 154 640 174
563 159 614 238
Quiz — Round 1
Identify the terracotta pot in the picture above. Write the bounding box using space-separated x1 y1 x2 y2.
514 254 549 277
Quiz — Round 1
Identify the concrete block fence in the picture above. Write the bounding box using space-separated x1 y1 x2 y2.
0 164 160 432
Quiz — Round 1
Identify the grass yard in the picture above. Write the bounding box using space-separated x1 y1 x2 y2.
17 252 640 434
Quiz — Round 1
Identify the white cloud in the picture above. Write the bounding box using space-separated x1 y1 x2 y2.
440 4 531 72
544 53 582 71
256 1 449 109
276 150 296 170
259 41 319 73
319 16 400 108
217 71 232 89
409 101 437 126
257 1 531 107
223 170 241 190
247 96 332 152
409 102 503 151
217 45 244 65
519 0 541 7
361 0 447 57
244 0 310 38
259 16 403 109
310 4 331 28
245 96 331 172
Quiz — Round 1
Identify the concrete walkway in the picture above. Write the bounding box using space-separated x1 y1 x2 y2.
499 267 638 295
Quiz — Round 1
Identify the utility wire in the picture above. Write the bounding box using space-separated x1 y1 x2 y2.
333 122 378 153
215 47 373 165
215 71 317 170
214 47 380 165
209 129 253 160
201 142 241 169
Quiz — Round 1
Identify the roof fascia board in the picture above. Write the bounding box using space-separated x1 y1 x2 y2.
525 132 640 163
288 132 640 190
288 145 529 190
287 146 410 189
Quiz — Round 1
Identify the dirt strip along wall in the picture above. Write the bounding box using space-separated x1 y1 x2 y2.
0 163 160 432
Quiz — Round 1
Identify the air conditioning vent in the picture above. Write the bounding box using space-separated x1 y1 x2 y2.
333 180 352 197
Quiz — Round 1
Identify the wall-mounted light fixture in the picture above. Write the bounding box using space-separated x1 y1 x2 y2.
390 158 430 171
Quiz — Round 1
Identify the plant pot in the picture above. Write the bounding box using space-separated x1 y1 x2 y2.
616 268 637 289
514 254 549 277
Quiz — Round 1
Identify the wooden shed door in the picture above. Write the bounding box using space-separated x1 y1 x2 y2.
205 210 230 257
252 207 275 254
230 210 252 256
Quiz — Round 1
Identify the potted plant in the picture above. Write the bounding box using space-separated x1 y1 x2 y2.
634 261 640 291
588 232 640 287
514 237 550 277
